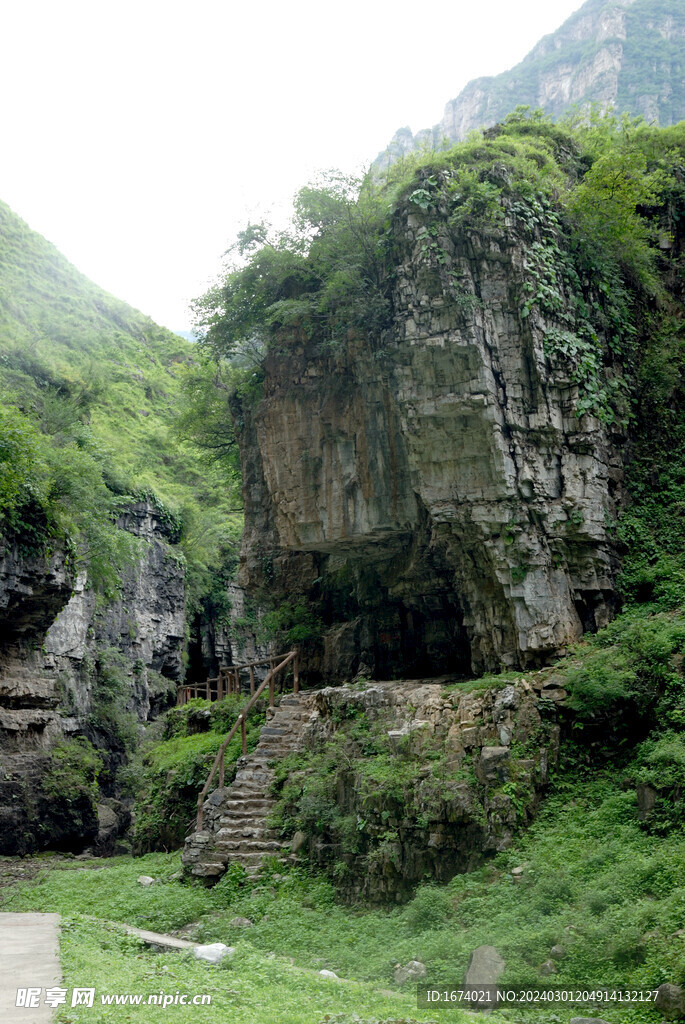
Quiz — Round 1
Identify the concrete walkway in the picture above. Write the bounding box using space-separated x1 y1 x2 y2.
0 912 61 1023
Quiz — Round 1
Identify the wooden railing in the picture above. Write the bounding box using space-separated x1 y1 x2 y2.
177 653 299 705
193 650 299 832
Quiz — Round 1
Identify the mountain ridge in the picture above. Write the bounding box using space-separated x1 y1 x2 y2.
376 0 685 168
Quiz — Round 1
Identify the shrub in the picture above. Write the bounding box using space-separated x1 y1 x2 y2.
402 885 453 930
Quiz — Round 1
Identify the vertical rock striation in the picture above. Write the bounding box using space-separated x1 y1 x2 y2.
235 196 623 677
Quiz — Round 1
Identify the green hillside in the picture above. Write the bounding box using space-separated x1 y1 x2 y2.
0 199 240 604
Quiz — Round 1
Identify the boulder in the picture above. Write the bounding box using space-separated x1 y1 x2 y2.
476 747 510 784
655 983 685 1020
94 804 119 857
229 916 254 929
549 944 566 960
394 960 427 985
463 945 505 986
137 875 155 887
193 943 234 964
290 831 307 854
539 960 557 976
318 969 340 980
637 783 658 821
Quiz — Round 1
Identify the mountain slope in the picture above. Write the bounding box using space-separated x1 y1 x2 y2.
0 198 240 604
376 0 685 167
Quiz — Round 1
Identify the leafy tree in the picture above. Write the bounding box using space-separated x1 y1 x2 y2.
191 170 396 363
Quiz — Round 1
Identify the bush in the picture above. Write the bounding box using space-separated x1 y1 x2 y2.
130 695 263 852
41 737 102 808
402 885 453 930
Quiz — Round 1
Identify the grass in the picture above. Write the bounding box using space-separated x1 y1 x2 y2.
3 762 685 1023
55 916 448 1024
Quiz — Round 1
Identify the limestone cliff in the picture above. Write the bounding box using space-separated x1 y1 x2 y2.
0 501 185 853
234 189 624 678
376 0 685 169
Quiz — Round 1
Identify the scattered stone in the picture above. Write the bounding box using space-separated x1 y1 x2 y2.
318 969 340 980
229 916 254 929
137 875 155 887
463 946 505 987
655 983 685 1020
511 866 524 876
193 943 235 964
394 960 427 985
549 944 566 960
539 959 557 976
290 831 307 854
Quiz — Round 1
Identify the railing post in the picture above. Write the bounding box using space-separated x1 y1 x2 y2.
197 795 204 832
241 714 247 755
219 750 225 789
249 665 255 695
269 673 275 707
293 652 299 694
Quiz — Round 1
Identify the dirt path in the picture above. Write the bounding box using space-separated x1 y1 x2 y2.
0 912 61 1022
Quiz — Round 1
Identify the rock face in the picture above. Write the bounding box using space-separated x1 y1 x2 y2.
235 195 623 677
375 0 685 168
0 501 185 853
280 676 561 902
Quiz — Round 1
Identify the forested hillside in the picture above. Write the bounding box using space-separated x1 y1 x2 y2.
0 199 240 608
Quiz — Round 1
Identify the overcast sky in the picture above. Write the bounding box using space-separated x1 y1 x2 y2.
0 0 582 332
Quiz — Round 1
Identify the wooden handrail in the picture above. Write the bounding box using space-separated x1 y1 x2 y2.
178 652 302 706
195 650 298 831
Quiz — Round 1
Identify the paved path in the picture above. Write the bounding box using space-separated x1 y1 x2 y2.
0 912 61 1022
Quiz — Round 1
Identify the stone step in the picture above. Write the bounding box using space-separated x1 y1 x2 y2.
183 694 317 881
228 851 286 871
228 782 271 796
234 768 272 781
222 802 275 815
215 838 283 853
218 807 269 820
216 823 269 837
223 792 274 806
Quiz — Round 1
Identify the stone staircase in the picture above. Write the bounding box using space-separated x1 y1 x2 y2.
182 692 319 879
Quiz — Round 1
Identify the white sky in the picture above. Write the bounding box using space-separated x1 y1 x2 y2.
0 0 582 332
